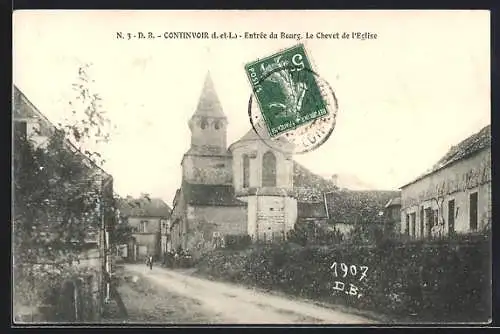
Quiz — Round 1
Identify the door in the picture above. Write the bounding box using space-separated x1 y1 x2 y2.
470 192 478 231
410 213 416 238
425 208 433 237
420 207 424 238
448 199 455 235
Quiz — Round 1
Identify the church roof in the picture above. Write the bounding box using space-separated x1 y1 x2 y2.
229 122 293 151
238 124 269 141
182 181 246 207
192 72 226 119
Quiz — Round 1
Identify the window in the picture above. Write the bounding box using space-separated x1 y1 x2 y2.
470 192 478 231
410 213 416 238
139 220 148 233
14 121 27 140
262 151 277 187
200 118 208 129
242 154 250 188
425 208 433 237
448 199 455 235
405 214 410 235
214 120 221 130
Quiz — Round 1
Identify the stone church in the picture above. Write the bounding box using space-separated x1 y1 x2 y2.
169 72 336 255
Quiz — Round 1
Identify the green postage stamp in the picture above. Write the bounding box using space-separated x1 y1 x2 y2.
244 44 329 137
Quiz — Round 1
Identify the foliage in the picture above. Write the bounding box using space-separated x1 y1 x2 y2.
223 234 252 250
110 221 134 246
195 233 491 323
286 221 344 246
345 223 385 245
13 63 115 310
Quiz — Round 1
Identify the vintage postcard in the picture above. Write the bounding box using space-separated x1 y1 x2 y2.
12 10 491 326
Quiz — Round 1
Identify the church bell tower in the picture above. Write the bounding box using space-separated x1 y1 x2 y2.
182 72 232 185
188 72 228 154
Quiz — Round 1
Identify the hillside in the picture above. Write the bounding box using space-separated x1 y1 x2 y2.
293 162 338 202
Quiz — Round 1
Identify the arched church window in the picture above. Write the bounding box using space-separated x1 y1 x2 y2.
262 151 277 187
214 120 221 130
243 154 250 188
200 118 208 129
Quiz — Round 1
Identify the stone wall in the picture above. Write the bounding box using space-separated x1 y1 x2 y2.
182 154 232 185
247 195 297 241
184 205 247 256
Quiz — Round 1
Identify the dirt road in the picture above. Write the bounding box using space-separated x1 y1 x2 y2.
123 264 378 324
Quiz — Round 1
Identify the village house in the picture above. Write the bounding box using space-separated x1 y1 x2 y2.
323 190 400 237
13 85 117 313
383 197 402 237
400 124 491 239
117 197 171 261
13 85 115 260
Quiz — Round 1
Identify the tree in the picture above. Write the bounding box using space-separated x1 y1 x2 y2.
13 63 115 308
110 212 134 246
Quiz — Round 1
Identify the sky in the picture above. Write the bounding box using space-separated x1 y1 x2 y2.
13 10 490 206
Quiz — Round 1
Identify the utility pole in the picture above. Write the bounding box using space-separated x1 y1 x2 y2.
100 175 113 304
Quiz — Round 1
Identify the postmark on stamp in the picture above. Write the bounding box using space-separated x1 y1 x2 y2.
245 43 338 155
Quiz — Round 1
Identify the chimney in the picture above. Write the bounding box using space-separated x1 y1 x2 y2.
331 174 338 186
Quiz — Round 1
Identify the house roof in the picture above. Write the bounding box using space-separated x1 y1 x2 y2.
401 124 491 188
297 202 328 219
325 190 400 224
13 85 112 179
182 181 246 207
192 72 226 119
385 197 402 208
293 162 338 202
118 197 172 218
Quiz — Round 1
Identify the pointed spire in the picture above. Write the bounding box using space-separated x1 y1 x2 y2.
192 72 226 118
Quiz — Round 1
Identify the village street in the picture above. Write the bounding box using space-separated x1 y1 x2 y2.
109 263 378 324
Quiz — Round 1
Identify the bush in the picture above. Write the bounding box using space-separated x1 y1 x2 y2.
287 222 344 246
195 234 491 323
14 263 102 323
224 234 252 250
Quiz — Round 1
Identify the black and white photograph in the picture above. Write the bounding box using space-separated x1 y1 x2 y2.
12 10 491 325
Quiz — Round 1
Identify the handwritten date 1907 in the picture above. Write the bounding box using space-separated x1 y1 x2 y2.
330 262 368 281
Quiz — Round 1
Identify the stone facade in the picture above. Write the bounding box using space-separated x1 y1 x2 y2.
117 197 171 260
400 127 491 239
229 127 297 241
127 216 161 258
182 154 232 185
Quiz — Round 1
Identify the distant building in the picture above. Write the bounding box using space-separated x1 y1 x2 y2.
117 197 171 260
400 125 491 239
383 197 402 236
324 190 401 237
